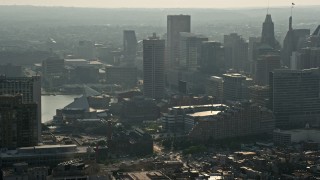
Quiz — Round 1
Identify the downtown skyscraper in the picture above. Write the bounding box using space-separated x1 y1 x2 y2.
167 15 191 67
261 14 277 49
123 30 138 62
143 33 165 99
0 76 41 142
270 68 320 129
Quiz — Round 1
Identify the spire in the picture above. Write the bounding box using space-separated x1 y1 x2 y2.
289 16 293 31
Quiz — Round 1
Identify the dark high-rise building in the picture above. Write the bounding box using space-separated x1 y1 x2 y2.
248 37 261 74
73 66 99 83
248 85 270 107
282 16 310 67
200 41 225 74
0 76 41 141
224 33 248 71
223 73 253 102
255 55 281 85
167 15 191 67
0 64 22 77
0 95 38 148
270 68 320 129
123 30 137 61
143 33 165 99
105 66 137 87
77 40 94 60
261 14 277 49
179 32 208 69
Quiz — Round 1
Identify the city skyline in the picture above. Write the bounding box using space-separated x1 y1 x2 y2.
0 0 320 8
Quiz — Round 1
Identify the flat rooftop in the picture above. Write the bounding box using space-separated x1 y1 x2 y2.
0 145 89 158
223 73 247 78
172 104 227 110
19 144 76 150
274 128 320 134
64 59 87 62
126 171 169 180
188 110 221 117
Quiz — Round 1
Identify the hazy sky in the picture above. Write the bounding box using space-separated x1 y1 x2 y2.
0 0 319 8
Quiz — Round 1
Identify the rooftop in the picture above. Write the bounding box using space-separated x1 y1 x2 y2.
188 110 221 117
172 104 227 110
64 59 87 62
223 73 247 78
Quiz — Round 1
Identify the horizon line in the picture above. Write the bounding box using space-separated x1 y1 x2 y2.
0 4 320 10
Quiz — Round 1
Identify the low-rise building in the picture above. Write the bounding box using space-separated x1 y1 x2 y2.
49 159 109 180
273 128 320 145
0 145 95 168
162 104 227 133
114 171 170 180
2 163 49 180
188 101 274 141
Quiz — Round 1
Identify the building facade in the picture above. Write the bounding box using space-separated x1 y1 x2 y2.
0 76 41 142
254 55 281 85
270 68 320 129
188 102 274 141
224 33 248 71
200 41 225 74
123 30 137 61
0 95 38 148
223 73 253 102
143 33 165 99
105 66 137 87
167 15 191 67
179 32 208 69
206 76 223 103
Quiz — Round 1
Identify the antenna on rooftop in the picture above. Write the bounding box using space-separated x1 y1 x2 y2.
291 2 295 17
267 0 270 14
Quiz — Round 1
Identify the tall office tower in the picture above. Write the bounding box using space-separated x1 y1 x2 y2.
248 37 261 74
255 55 281 85
0 76 41 141
261 14 277 49
270 68 320 129
223 73 253 102
77 40 94 60
179 32 208 69
224 33 248 71
200 41 225 74
0 95 38 148
123 30 137 62
282 16 310 67
167 15 191 67
143 33 165 99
